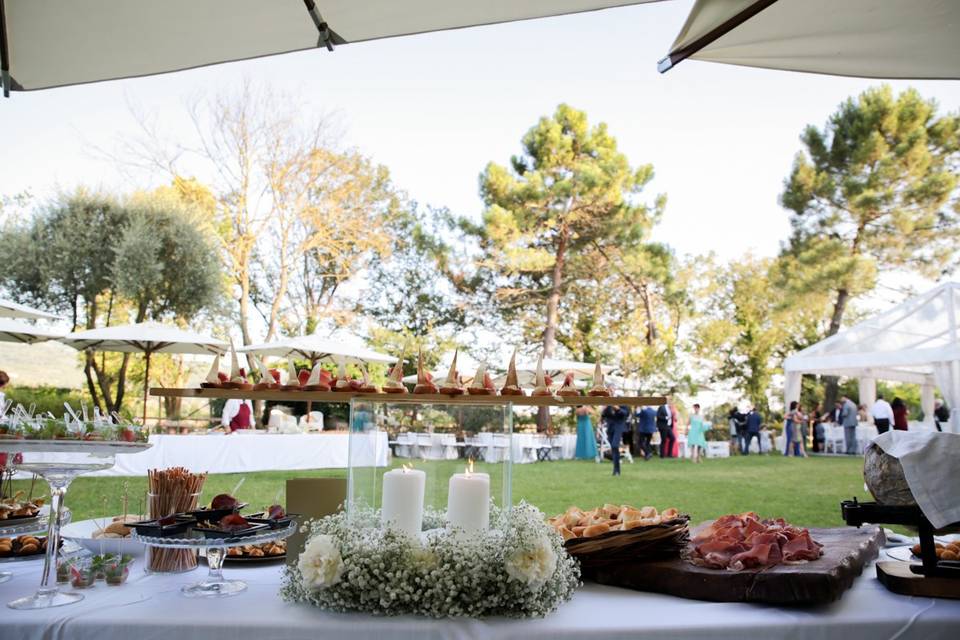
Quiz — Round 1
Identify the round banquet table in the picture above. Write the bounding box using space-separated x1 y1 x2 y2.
2 552 958 640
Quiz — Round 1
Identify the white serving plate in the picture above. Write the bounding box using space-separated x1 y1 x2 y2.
0 439 152 455
60 518 146 558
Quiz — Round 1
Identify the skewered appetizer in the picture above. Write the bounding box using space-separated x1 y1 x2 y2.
0 492 44 520
500 349 525 396
531 354 554 397
302 363 333 392
356 365 379 393
200 354 224 388
383 352 408 394
438 350 465 395
413 351 438 394
223 341 253 390
252 355 281 391
557 371 580 397
332 360 360 392
281 358 303 391
467 363 497 395
587 361 611 396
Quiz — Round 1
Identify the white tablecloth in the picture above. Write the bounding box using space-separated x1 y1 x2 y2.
21 432 389 477
2 553 957 639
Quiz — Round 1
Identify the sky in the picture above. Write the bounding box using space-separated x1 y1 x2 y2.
2 1 959 291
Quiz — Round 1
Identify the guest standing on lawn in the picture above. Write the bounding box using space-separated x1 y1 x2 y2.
728 406 745 455
840 394 859 454
871 394 894 434
602 404 630 476
891 397 909 431
635 405 657 461
669 402 681 458
742 407 762 454
656 404 676 458
574 405 598 460
686 403 708 463
934 399 949 432
811 404 825 453
783 401 800 456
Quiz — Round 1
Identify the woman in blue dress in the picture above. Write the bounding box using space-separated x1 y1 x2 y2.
574 405 598 460
686 403 708 463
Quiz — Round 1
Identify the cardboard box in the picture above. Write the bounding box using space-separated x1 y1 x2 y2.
285 477 347 567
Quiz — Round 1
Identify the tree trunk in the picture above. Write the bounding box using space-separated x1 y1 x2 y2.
538 228 569 432
822 288 850 412
639 282 657 345
238 265 252 346
83 354 104 414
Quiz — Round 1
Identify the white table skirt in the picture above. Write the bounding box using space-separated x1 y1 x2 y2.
18 432 389 477
2 552 957 640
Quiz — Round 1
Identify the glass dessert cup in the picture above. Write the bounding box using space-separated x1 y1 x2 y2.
131 520 296 599
8 453 114 609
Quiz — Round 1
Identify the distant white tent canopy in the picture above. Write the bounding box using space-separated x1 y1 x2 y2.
0 318 63 344
239 334 395 366
0 298 60 321
660 0 960 79
783 282 960 433
0 0 658 95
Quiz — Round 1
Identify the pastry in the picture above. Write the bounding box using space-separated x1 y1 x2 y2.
281 358 302 390
225 340 252 390
438 350 465 395
200 354 223 388
332 360 354 392
383 351 408 394
531 354 554 396
583 523 610 537
500 349 525 396
557 371 580 397
587 361 611 397
252 355 280 391
413 350 438 394
302 363 332 392
467 363 498 395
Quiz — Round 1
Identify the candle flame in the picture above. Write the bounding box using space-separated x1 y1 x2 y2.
466 459 474 476
402 463 412 473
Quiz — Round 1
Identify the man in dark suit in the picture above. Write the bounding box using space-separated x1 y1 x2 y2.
656 404 676 458
602 405 631 476
635 405 657 461
742 407 762 454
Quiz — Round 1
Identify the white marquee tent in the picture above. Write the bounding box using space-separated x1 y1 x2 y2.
783 282 960 433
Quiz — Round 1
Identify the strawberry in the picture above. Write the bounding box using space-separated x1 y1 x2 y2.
319 370 333 384
217 371 229 383
298 368 310 386
269 369 281 383
238 367 247 379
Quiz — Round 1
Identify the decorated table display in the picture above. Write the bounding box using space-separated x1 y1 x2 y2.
0 507 74 584
0 404 151 609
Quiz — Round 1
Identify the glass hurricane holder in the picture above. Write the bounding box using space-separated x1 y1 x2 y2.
131 520 296 598
347 398 513 532
0 506 74 585
6 448 115 609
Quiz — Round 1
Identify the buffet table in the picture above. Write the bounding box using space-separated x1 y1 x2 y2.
2 553 958 640
20 432 389 477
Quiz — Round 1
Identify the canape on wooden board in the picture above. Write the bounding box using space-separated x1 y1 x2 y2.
500 348 525 396
357 364 379 393
531 354 554 397
225 339 253 390
438 349 465 395
302 362 333 392
467 363 497 395
413 350 439 394
280 357 302 390
587 361 611 397
251 355 280 391
200 353 223 388
383 350 408 394
557 371 580 397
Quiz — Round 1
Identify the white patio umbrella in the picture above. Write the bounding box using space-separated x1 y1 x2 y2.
0 317 64 344
495 358 616 387
660 0 960 79
0 298 61 321
0 0 658 96
60 322 227 423
239 333 395 366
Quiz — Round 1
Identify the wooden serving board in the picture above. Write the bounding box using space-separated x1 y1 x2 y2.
581 526 884 605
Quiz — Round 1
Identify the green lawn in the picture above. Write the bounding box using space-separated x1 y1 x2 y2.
13 455 871 528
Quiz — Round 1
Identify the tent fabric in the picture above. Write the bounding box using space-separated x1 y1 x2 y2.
2 0 657 92
0 317 63 344
664 0 960 79
784 282 960 433
239 334 395 365
0 297 61 320
61 321 226 355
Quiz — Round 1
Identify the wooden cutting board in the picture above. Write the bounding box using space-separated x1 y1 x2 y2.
582 526 884 605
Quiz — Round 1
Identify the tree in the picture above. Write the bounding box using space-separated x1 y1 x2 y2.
780 85 960 404
471 104 665 362
1 187 222 414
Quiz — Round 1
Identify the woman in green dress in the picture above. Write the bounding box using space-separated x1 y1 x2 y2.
574 405 598 460
687 403 709 463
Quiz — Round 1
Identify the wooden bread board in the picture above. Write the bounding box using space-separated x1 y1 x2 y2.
581 526 884 605
876 561 960 599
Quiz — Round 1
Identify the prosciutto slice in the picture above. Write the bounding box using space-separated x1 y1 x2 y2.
688 512 823 571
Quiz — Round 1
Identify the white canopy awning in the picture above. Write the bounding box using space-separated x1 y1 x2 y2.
1 0 657 94
661 0 960 79
239 333 395 366
784 282 960 432
0 317 64 344
0 297 61 321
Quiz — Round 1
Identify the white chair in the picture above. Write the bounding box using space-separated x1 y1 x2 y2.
595 426 633 464
706 441 730 458
825 425 845 454
491 433 510 463
416 433 434 460
299 411 324 432
395 432 415 458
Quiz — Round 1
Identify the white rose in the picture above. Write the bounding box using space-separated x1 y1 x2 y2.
298 534 344 590
505 535 557 587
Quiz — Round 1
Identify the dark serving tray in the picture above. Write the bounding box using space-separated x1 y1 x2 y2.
246 513 298 530
187 503 249 522
196 523 269 540
127 515 196 538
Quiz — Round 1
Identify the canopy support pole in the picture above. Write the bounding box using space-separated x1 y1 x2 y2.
0 0 10 97
658 0 779 73
302 0 341 52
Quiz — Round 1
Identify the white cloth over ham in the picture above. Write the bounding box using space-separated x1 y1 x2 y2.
688 513 823 571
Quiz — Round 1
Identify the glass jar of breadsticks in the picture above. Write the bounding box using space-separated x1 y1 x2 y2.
145 467 206 574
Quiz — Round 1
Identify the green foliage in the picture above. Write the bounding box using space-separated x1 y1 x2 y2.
3 385 85 418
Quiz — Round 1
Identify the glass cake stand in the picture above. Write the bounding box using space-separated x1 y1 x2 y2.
2 439 151 609
131 520 296 598
0 506 73 584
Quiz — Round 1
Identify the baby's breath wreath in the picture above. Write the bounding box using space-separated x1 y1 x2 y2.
281 502 580 618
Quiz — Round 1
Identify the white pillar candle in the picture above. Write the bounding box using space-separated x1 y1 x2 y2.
447 462 490 533
380 465 426 538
